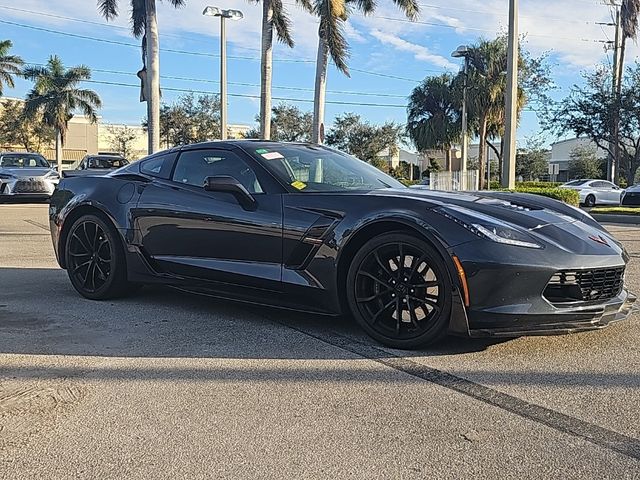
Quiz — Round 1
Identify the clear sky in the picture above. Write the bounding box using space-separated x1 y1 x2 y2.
0 0 633 149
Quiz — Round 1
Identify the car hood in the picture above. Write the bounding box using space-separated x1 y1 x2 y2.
0 167 54 178
369 188 623 254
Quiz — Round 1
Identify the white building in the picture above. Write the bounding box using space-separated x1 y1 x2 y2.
549 138 605 182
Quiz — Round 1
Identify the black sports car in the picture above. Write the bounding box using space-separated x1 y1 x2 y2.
49 141 636 349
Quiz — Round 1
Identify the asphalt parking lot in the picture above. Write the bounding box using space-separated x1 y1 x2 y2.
1 204 640 479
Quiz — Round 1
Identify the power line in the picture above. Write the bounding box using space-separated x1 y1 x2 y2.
1 18 434 82
81 79 410 108
23 62 412 98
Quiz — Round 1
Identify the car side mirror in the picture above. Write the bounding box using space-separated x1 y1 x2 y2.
203 175 257 210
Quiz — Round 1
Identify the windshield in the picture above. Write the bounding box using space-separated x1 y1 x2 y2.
564 180 589 186
86 156 129 169
0 153 50 168
248 144 404 192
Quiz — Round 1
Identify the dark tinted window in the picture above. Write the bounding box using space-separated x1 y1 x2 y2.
593 181 613 188
173 149 263 193
86 156 128 169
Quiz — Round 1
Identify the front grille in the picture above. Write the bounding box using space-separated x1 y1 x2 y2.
14 179 48 193
544 267 625 305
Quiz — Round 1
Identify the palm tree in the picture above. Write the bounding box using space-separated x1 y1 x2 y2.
98 0 186 154
406 74 460 171
311 0 419 143
23 56 101 171
255 0 312 139
0 40 24 97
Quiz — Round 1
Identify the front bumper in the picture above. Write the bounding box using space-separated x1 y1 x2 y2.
0 177 57 198
463 289 636 337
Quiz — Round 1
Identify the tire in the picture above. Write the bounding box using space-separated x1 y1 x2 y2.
346 232 452 349
584 194 596 207
64 214 131 300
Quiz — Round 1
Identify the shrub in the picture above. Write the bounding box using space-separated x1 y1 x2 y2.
490 181 562 189
511 187 580 206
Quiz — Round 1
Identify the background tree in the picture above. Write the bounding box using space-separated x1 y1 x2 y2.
107 125 140 160
23 56 101 170
568 145 603 180
325 112 404 165
515 137 550 181
146 93 221 148
545 64 640 185
421 158 442 178
406 73 460 170
99 0 186 154
311 0 419 143
246 103 312 141
0 99 54 152
0 40 23 97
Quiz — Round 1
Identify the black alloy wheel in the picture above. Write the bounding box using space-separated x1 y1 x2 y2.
65 214 129 300
584 194 596 207
347 232 452 349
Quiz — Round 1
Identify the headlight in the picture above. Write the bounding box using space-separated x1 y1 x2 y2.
434 205 544 249
45 171 60 179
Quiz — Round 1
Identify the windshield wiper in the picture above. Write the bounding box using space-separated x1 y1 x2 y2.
377 179 393 188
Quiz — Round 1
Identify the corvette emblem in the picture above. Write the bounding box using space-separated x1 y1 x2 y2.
589 235 609 246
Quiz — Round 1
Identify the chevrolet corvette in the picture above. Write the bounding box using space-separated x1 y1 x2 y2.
49 141 636 348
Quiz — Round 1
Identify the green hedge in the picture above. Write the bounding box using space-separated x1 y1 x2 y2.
510 187 580 206
489 181 562 189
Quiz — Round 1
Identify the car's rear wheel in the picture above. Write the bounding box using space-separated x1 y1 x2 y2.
65 214 130 300
346 232 452 349
584 194 596 207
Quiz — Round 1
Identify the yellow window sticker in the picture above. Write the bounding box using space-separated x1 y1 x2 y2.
291 180 307 190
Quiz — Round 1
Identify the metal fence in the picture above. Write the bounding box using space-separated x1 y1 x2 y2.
429 170 479 191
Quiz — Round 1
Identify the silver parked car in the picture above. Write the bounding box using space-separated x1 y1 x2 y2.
0 152 59 200
559 179 623 207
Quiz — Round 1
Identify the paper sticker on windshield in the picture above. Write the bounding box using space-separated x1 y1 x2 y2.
261 151 284 160
291 180 307 190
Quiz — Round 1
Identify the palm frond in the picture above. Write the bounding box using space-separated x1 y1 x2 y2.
98 0 119 20
317 0 349 75
271 0 295 47
621 0 640 39
391 0 419 20
346 0 377 15
130 0 147 38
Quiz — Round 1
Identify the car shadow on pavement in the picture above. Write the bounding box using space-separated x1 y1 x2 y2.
0 267 505 361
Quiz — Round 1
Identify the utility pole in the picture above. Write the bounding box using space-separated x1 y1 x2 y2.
609 7 622 183
501 0 518 189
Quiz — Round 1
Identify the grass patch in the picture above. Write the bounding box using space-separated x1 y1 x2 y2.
591 207 640 215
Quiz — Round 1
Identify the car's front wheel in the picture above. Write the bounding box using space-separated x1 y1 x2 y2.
346 232 452 349
65 214 131 300
584 194 596 207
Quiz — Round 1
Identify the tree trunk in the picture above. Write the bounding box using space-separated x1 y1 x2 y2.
312 31 329 144
478 115 488 189
146 0 161 154
55 129 62 172
259 1 273 140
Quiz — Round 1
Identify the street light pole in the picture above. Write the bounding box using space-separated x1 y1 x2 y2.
501 0 519 189
203 6 243 141
220 14 227 140
452 45 470 189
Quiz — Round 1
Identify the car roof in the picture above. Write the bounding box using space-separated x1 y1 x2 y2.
177 140 316 152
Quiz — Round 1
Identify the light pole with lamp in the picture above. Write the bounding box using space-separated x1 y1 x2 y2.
203 6 244 140
452 45 470 188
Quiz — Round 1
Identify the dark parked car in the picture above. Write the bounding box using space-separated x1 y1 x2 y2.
62 153 129 178
48 141 636 349
621 184 640 206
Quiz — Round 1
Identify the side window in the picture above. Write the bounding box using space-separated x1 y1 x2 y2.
172 149 263 194
140 152 176 179
593 181 609 188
